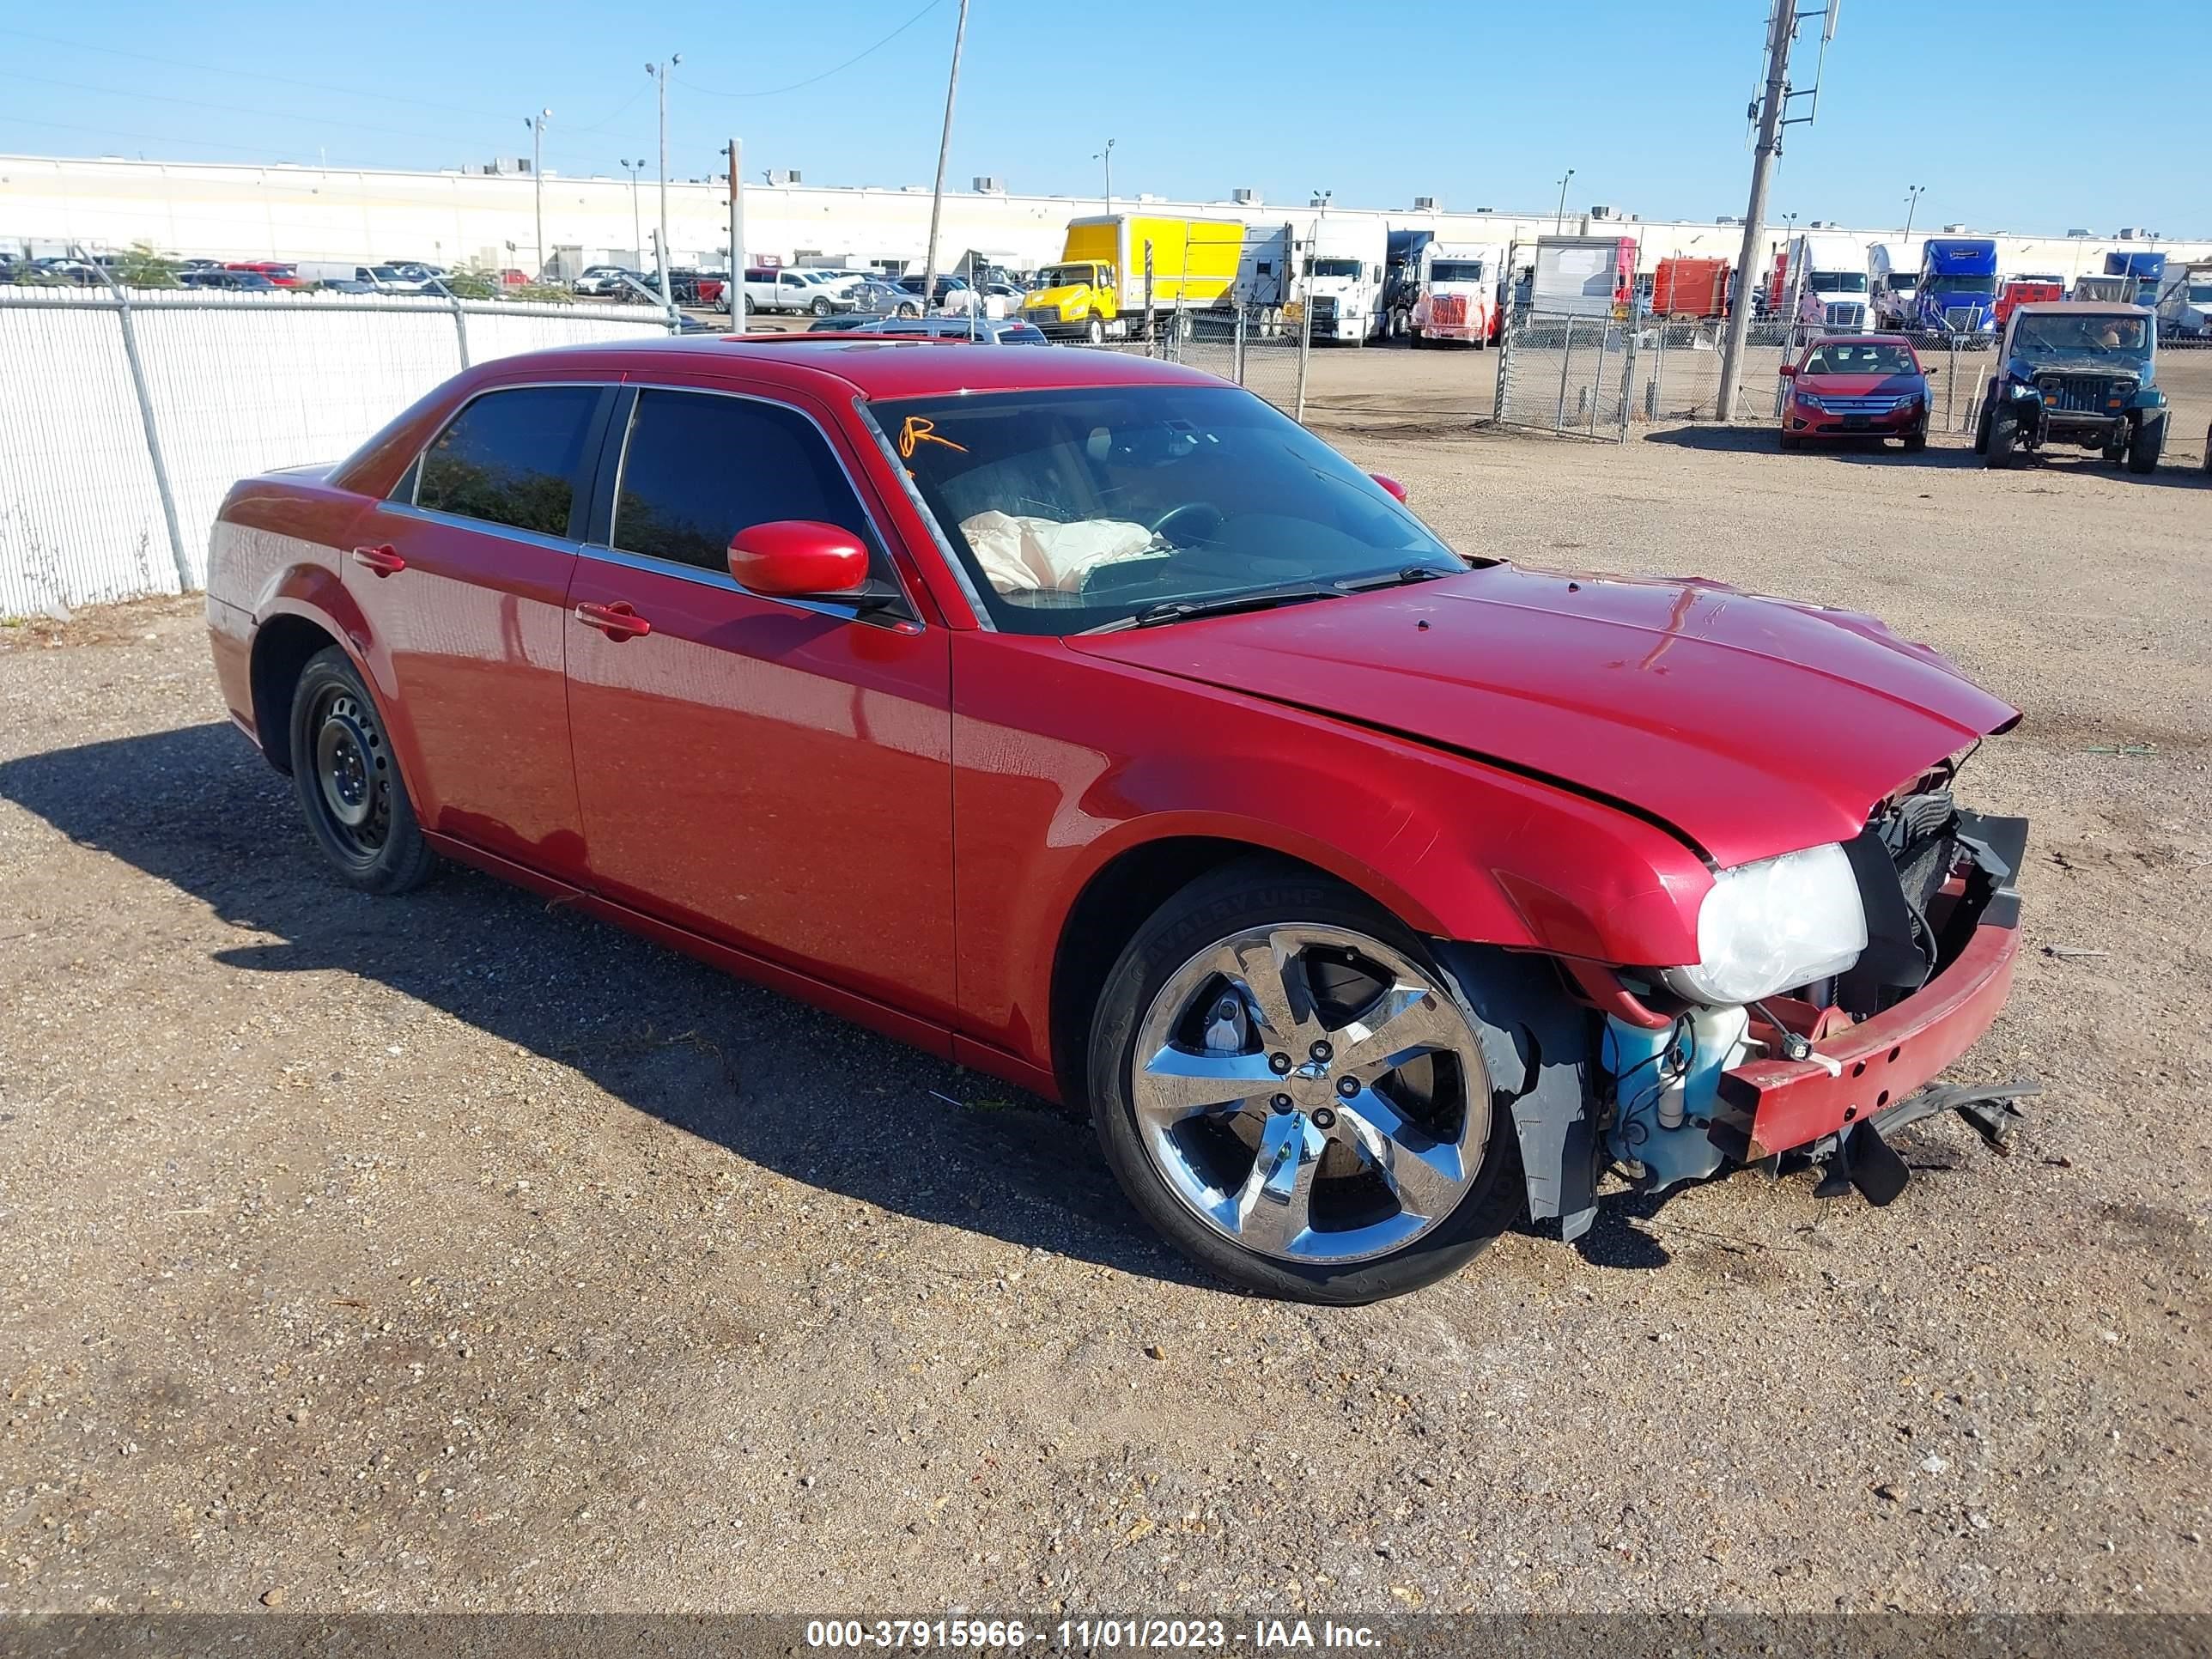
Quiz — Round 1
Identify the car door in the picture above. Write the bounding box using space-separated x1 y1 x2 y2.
562 383 957 1024
346 380 615 878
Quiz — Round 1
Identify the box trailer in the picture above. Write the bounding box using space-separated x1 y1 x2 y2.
1530 235 1637 318
1019 214 1243 342
1650 256 1730 319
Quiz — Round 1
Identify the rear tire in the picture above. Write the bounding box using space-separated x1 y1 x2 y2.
2126 412 2166 474
288 647 434 895
1085 860 1523 1304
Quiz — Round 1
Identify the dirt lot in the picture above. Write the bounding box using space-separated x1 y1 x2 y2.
2 423 2209 1620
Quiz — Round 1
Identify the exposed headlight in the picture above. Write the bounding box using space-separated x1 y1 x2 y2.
1656 843 1868 1007
2008 381 2038 398
1793 392 1828 412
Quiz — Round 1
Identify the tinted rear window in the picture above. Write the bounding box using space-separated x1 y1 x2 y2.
416 386 601 538
612 390 872 573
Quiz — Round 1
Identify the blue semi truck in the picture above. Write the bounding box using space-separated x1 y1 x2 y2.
2104 251 2166 307
1915 237 2000 337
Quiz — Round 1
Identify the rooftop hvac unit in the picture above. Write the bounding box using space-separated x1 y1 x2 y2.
1808 220 1833 228
971 175 1006 192
2117 226 2144 240
766 169 802 186
1942 222 1968 233
2067 228 2091 238
1474 206 1494 214
1411 196 1437 211
1716 214 1740 224
1588 204 1620 220
1232 187 1259 204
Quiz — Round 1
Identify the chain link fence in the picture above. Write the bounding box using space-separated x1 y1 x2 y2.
1493 309 1638 441
1060 306 1308 419
0 285 678 617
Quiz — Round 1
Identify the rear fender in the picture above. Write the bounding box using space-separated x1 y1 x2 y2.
252 564 427 804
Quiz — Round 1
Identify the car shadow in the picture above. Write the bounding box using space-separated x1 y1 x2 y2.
1639 424 1983 466
0 722 1213 1292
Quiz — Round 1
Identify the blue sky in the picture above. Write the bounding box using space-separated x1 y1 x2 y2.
2 1 2206 234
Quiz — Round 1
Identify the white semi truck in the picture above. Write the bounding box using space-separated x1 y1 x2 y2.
1292 218 1388 343
1774 233 1870 331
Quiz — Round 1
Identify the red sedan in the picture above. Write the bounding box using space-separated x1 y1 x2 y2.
1779 334 1932 451
207 338 2027 1303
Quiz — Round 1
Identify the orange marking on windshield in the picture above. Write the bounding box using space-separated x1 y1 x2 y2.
898 416 967 459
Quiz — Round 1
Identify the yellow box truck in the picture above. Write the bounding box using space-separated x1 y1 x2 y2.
1021 214 1244 343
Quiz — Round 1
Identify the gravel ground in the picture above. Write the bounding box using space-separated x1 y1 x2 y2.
1 424 2207 1620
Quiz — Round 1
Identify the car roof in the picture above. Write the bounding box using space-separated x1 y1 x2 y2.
2015 301 2149 318
477 335 1221 399
1807 332 1914 346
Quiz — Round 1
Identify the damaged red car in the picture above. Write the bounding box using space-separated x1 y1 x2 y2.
1779 333 1932 451
205 338 2028 1304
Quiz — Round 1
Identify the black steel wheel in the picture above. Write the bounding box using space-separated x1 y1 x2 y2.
288 647 434 894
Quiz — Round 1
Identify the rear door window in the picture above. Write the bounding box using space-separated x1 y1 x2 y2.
416 386 602 538
611 390 876 575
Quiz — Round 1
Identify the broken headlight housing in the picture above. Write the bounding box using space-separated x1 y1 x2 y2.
1657 842 1869 1007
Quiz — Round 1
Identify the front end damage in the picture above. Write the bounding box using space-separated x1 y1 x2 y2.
1605 776 2031 1213
1443 765 2033 1243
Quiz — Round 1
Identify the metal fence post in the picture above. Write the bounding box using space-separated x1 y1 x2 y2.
447 289 472 369
1493 307 1516 425
1616 323 1638 442
1947 339 1961 431
85 262 193 592
1234 305 1247 386
1555 313 1578 433
1294 284 1315 425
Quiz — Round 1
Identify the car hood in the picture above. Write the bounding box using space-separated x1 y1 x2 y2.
1069 566 2020 868
1798 371 1925 395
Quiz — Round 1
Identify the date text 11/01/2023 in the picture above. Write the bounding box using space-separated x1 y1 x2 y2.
805 1618 1383 1650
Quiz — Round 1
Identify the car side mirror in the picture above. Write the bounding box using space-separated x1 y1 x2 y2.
1778 362 1798 377
1369 473 1408 504
727 520 871 599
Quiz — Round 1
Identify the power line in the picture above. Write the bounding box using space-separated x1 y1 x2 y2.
0 69 486 151
0 25 512 121
678 0 947 99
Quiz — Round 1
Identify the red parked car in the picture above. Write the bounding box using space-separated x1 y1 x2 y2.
1778 334 1932 451
224 260 301 289
206 339 2029 1303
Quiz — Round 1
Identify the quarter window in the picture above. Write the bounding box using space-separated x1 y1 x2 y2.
612 390 874 574
416 386 600 538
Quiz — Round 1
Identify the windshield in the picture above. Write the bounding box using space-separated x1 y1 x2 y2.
1039 264 1100 288
2012 312 2152 363
1802 342 1918 376
1428 260 1486 283
1924 274 1991 298
869 386 1464 635
1809 270 1869 294
1888 274 1918 293
369 266 404 280
1307 257 1363 278
2189 283 2212 303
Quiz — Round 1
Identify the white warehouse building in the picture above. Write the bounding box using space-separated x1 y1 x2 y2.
3 153 2205 283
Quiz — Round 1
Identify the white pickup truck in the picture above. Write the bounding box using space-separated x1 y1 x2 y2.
744 267 863 315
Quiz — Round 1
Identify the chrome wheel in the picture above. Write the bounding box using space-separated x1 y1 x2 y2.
309 686 391 858
1129 925 1491 1265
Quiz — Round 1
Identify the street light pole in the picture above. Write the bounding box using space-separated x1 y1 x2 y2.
919 0 971 319
647 56 681 309
727 137 745 331
1095 137 1115 210
1554 168 1574 234
526 109 551 278
1903 183 1924 242
620 160 645 267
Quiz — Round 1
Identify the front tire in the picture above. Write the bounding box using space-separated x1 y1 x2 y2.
287 647 434 894
1085 317 1107 347
810 295 833 316
1085 861 1522 1304
1986 410 2019 469
2127 411 2166 474
1903 424 1928 453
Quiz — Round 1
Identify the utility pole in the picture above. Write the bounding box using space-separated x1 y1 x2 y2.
526 109 551 278
1553 168 1574 234
647 55 681 308
919 0 971 319
620 159 645 267
727 137 745 330
1715 0 1801 421
1096 137 1115 210
1902 182 1924 241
